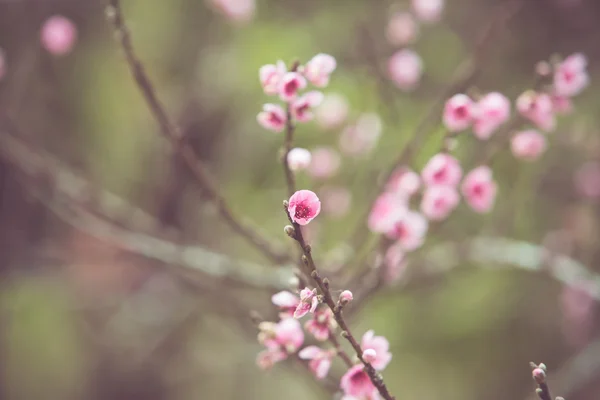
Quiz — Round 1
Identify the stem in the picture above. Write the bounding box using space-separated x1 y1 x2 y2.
328 329 353 368
282 103 297 197
105 0 289 264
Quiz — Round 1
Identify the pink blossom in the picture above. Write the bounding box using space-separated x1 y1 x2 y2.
40 15 77 56
315 93 349 129
307 147 341 179
259 318 304 354
208 0 255 23
271 290 300 319
510 130 547 161
340 364 378 398
421 153 463 187
368 192 408 233
388 49 423 91
386 167 421 197
288 190 321 226
339 290 353 304
339 113 383 156
443 94 475 132
385 209 429 251
551 95 573 115
279 72 307 102
287 148 312 171
257 103 287 132
420 185 460 221
412 0 445 23
361 330 392 370
256 348 287 370
291 90 324 122
320 186 352 218
298 346 335 379
554 53 589 97
304 307 337 341
574 162 600 199
293 287 319 318
303 53 337 87
516 91 556 132
259 60 286 95
386 12 419 46
384 243 407 283
473 92 511 139
362 349 377 364
461 166 498 213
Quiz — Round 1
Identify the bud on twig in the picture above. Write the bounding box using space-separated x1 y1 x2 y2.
284 225 296 238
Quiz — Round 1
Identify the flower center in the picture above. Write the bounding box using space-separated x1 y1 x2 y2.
285 80 298 96
295 204 311 219
350 369 370 386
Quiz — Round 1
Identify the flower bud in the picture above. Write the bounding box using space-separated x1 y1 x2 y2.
339 290 353 305
362 349 377 363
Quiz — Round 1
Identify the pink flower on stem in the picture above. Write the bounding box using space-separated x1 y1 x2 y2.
307 147 341 179
288 190 321 226
271 290 300 319
298 346 335 379
315 93 349 129
443 94 475 132
553 53 589 97
473 92 511 139
339 290 353 304
303 53 337 87
361 330 392 371
259 318 304 354
40 15 77 56
510 130 547 161
257 104 286 132
304 307 337 341
291 90 324 122
368 192 408 233
293 287 319 318
339 113 383 156
340 364 378 398
420 185 460 221
209 0 255 23
385 209 429 251
386 167 421 197
287 148 312 171
386 12 419 46
321 186 352 218
421 153 463 187
412 0 445 23
388 49 423 91
461 166 498 213
516 91 556 132
574 162 600 199
279 72 307 102
259 60 286 95
384 243 407 284
256 348 287 370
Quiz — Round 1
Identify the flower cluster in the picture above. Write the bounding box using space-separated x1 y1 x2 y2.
257 54 335 132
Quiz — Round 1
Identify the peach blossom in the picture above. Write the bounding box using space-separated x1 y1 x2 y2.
443 94 475 132
259 60 286 95
388 49 423 91
287 148 312 171
288 190 321 226
510 130 547 161
386 12 419 46
298 346 335 379
279 72 307 102
516 91 556 132
320 186 352 218
291 90 324 122
554 53 589 97
461 166 498 213
386 167 421 197
339 113 383 156
307 147 341 179
473 92 511 139
271 290 300 319
257 103 286 132
361 330 392 370
315 93 349 129
412 0 445 23
385 209 429 251
421 153 463 187
420 185 460 221
303 53 337 87
208 0 255 23
40 15 77 56
368 192 408 233
294 287 319 318
305 307 337 341
340 364 378 398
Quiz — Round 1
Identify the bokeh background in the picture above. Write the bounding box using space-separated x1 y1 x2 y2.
1 0 600 399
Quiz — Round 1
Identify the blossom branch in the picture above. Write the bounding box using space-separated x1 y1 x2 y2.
283 206 396 400
105 0 289 264
531 363 562 400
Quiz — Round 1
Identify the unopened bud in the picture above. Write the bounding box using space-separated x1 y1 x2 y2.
339 290 353 305
363 349 377 363
284 225 296 238
532 368 546 384
535 61 552 77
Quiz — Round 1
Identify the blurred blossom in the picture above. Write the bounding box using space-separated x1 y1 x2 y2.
271 291 300 319
421 153 463 187
308 147 341 179
360 330 392 370
551 95 573 115
420 185 460 221
291 90 324 122
412 0 445 23
461 166 497 213
386 12 419 46
257 103 286 132
473 92 511 140
259 60 286 95
443 94 475 132
388 49 423 91
384 209 428 251
40 15 77 56
208 0 255 23
303 53 337 88
574 161 600 199
315 93 349 129
287 148 312 171
510 130 547 161
368 192 408 233
384 243 407 284
279 72 307 102
516 91 556 132
258 318 304 354
298 346 334 379
553 53 589 97
320 186 352 218
339 113 382 156
304 307 337 341
386 167 421 197
340 364 378 398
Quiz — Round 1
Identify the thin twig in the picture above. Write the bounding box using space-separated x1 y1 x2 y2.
328 329 354 368
282 103 297 198
531 363 554 400
105 0 289 264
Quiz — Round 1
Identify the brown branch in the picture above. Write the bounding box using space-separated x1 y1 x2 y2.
282 103 297 198
283 209 396 400
105 0 289 264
